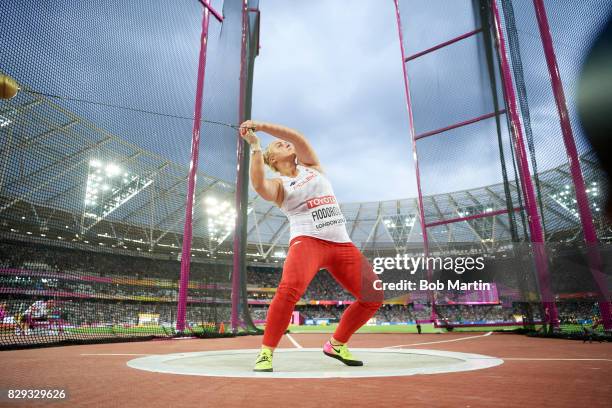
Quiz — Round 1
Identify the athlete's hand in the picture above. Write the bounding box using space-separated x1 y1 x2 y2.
239 120 260 135
240 128 259 146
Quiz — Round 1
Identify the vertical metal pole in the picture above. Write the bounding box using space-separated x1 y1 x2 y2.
177 5 211 333
491 0 559 327
532 0 611 330
231 0 250 333
393 0 436 321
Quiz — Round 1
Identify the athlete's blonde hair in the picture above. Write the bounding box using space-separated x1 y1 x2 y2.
262 144 278 173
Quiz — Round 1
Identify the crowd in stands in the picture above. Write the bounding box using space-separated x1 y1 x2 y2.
435 304 515 324
0 275 223 300
0 241 604 332
0 241 232 332
249 303 539 325
378 304 429 322
558 301 601 324
0 241 229 282
250 302 605 325
3 296 599 331
1 297 230 328
247 267 353 301
249 307 266 321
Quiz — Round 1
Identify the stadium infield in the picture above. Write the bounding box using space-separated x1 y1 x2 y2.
285 323 539 334
1 331 610 407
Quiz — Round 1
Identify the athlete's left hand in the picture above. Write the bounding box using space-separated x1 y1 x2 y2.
240 128 259 145
239 120 260 135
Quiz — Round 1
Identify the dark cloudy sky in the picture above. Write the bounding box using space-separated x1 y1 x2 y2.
2 0 609 204
251 0 611 203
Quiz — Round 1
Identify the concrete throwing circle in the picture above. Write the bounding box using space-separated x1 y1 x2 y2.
127 348 504 379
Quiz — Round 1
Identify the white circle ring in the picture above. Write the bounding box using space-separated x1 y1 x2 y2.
127 348 504 379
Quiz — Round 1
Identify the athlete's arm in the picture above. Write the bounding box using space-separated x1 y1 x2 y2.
242 120 322 171
239 128 284 206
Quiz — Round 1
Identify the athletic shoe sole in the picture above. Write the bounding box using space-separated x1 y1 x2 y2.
253 368 273 372
323 351 363 366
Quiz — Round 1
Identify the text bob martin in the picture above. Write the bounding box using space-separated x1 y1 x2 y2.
373 279 491 291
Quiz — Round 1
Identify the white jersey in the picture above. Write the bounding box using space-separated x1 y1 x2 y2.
25 301 49 318
279 165 351 243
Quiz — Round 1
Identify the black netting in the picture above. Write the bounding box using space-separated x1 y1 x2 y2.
0 0 259 348
497 0 612 332
499 0 612 238
393 0 611 334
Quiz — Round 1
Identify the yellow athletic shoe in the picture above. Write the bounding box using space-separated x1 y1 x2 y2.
323 340 363 366
253 348 273 372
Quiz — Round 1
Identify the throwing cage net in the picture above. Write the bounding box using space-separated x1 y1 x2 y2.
0 0 261 349
393 0 611 335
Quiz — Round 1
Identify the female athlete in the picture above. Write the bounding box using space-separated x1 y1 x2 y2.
239 120 383 372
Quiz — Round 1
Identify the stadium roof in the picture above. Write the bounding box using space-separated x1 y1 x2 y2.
1 91 610 264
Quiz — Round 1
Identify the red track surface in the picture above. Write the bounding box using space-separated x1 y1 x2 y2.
1 332 611 407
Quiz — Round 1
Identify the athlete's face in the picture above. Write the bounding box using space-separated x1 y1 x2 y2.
269 139 295 161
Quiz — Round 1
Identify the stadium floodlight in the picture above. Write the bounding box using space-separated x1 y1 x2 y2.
205 196 218 206
83 159 152 227
204 196 237 244
550 185 602 219
105 163 121 177
587 185 599 197
383 219 395 228
382 214 417 250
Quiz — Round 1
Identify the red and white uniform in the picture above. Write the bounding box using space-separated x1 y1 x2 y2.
279 165 350 243
261 165 382 349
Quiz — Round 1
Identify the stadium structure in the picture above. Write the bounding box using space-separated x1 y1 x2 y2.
1 88 611 347
1 90 609 259
0 93 610 259
1 0 611 349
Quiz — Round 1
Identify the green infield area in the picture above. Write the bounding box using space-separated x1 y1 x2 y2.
283 323 535 334
284 323 601 335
